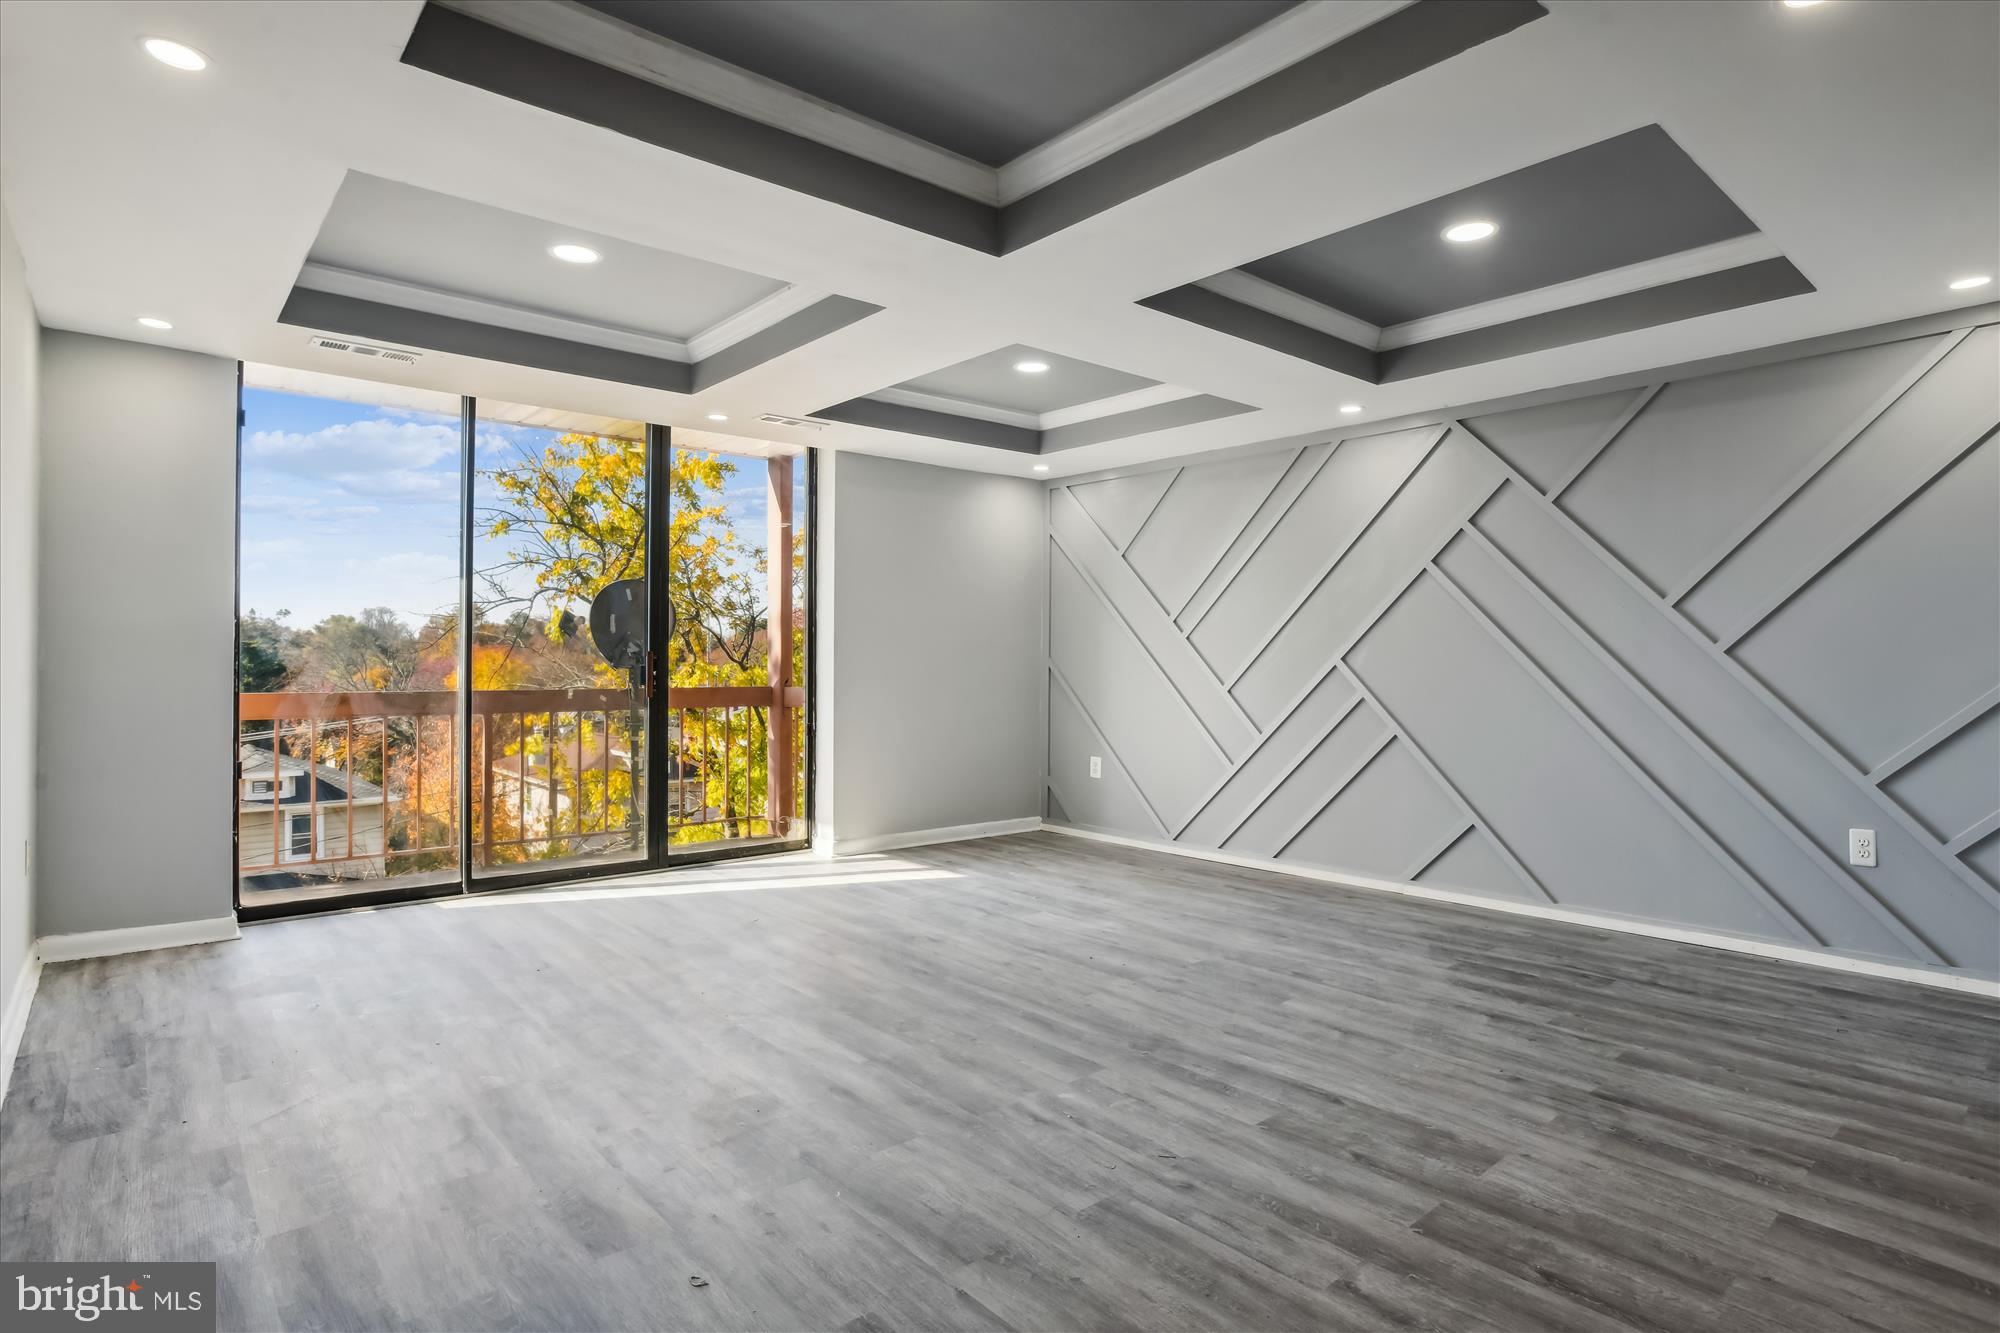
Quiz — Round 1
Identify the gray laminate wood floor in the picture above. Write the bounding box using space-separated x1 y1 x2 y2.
3 832 1996 1332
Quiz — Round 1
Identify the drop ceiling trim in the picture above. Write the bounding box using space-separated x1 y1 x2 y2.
1140 284 1378 380
871 380 1203 433
294 260 695 361
870 385 1042 431
408 0 1545 256
442 1 1413 212
994 0 1413 205
1376 255 1815 381
1194 269 1382 349
684 281 837 361
1148 252 1813 385
1194 231 1789 358
1037 382 1199 430
815 396 1042 453
278 283 881 397
403 3 1000 252
1377 231 1789 349
438 0 998 204
999 0 1548 252
1042 393 1257 453
280 284 693 391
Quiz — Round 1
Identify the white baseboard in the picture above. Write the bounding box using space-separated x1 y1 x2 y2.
0 949 42 1106
1042 821 2000 998
36 914 241 964
824 816 1043 857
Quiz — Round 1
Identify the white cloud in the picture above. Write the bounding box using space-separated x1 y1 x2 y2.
242 537 305 563
241 494 381 521
246 418 459 500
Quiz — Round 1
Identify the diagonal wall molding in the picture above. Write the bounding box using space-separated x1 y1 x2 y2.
1424 557 1820 946
1045 315 2000 980
1448 518 1946 966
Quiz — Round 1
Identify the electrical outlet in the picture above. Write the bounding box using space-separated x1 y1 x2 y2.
1088 755 1102 780
1848 828 1876 867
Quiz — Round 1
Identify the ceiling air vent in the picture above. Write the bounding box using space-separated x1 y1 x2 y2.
757 413 825 431
307 334 423 364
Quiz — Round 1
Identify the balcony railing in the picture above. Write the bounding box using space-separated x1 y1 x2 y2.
237 683 806 885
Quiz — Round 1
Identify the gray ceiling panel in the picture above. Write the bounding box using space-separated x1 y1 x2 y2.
307 171 785 342
899 344 1156 414
581 0 1297 167
1243 125 1759 325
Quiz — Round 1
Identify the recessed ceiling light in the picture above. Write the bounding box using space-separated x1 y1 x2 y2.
142 37 208 71
1442 220 1497 244
1032 464 1050 473
548 243 601 265
1339 403 1363 414
1782 1 1824 9
136 316 173 330
1013 360 1050 374
1948 274 1992 291
706 412 728 422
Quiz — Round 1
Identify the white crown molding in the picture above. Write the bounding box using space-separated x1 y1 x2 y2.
295 261 697 361
997 0 1414 205
1037 382 1197 430
441 0 999 205
1198 232 1792 356
1195 269 1383 347
1376 232 1790 349
441 1 1413 211
684 282 835 361
299 261 827 368
869 386 1043 431
872 381 1201 432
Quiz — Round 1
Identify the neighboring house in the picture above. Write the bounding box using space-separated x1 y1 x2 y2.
238 742 386 882
485 734 702 844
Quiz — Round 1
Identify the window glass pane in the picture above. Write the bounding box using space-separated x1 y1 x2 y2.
237 365 463 909
666 434 809 851
469 400 650 877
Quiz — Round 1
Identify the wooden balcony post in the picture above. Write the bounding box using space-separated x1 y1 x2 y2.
480 716 495 870
766 456 795 835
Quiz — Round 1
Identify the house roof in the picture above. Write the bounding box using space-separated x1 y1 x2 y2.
240 743 384 808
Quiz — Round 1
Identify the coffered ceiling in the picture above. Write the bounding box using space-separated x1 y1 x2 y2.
1 0 1994 478
578 0 1299 168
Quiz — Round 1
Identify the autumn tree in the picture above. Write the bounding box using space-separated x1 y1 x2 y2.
477 431 804 848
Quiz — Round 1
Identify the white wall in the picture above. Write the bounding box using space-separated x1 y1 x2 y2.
1 199 39 1065
821 449 1045 848
37 331 236 935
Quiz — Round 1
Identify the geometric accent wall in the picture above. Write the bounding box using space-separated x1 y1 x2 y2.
1045 320 2000 979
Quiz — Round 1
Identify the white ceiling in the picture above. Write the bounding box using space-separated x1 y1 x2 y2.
1 0 1995 479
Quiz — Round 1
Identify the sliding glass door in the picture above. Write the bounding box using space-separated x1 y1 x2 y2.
664 435 810 861
236 365 813 918
468 401 654 881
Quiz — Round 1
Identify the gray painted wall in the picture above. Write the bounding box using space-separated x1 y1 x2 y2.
825 450 1044 845
37 332 237 935
1 201 38 1022
1044 319 2000 980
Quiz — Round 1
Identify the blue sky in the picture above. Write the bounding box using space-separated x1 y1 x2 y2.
240 385 790 631
240 386 463 629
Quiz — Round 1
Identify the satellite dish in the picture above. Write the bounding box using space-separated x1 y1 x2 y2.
588 578 646 673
